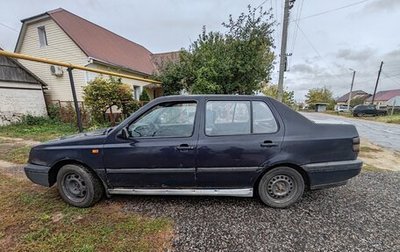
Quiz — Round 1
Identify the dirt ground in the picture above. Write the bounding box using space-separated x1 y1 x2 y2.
359 139 400 171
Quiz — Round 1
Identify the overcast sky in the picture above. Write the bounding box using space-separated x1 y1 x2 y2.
1 0 399 101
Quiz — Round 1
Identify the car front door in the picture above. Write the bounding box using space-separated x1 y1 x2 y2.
103 100 199 188
196 99 284 188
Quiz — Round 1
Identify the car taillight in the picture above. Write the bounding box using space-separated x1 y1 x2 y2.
353 137 360 152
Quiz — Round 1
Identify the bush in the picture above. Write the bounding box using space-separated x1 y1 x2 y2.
139 90 150 101
47 104 61 121
83 77 138 125
20 115 50 126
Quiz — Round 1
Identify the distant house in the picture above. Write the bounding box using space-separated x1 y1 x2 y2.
15 8 178 104
336 90 370 105
365 89 400 107
0 48 47 125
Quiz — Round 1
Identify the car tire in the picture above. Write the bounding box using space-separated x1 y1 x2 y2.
357 113 364 117
258 167 304 208
57 164 104 208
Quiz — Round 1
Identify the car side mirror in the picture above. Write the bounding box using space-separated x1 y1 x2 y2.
119 127 130 139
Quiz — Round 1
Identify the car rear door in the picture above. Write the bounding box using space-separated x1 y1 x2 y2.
196 98 284 188
103 99 200 188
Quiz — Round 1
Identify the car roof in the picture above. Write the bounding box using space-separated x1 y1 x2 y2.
154 95 270 102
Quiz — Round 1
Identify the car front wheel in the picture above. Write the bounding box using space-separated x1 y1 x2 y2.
258 167 304 208
57 164 104 208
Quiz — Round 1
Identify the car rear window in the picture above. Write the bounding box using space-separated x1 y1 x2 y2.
252 101 278 134
206 101 250 135
205 100 278 136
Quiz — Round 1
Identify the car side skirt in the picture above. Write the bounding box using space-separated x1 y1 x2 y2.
108 188 253 197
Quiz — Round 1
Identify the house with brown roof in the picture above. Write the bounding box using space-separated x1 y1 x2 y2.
365 89 400 107
335 90 370 105
15 8 177 103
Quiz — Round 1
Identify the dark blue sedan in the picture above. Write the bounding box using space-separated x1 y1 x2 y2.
25 95 362 208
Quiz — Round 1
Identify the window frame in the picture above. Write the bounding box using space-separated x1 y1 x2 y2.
204 99 279 137
37 26 48 47
251 100 279 134
127 100 198 139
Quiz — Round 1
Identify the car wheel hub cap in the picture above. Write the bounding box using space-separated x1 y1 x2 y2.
65 173 87 198
267 175 294 199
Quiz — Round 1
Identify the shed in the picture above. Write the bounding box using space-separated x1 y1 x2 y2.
0 49 47 125
314 103 328 112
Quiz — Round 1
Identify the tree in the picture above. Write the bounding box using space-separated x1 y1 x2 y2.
157 5 275 95
350 96 366 107
305 87 335 110
83 77 139 124
261 83 295 107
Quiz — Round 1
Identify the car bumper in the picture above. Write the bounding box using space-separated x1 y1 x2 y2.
302 159 363 190
24 163 51 187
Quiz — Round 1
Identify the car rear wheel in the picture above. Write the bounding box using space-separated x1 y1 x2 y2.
258 167 304 208
357 112 364 117
57 164 103 208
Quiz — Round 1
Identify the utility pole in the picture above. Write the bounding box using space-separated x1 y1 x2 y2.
371 61 384 105
277 0 295 102
347 69 356 110
67 67 83 132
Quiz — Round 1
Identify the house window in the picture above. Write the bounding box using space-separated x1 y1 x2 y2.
133 86 141 100
85 71 98 83
38 26 48 47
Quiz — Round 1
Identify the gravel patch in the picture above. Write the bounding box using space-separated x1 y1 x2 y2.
121 172 400 252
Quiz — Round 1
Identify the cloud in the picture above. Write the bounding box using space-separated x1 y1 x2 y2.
336 48 376 62
363 0 400 12
290 64 314 74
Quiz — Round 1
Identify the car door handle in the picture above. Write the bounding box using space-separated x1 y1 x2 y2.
260 140 278 147
176 144 195 151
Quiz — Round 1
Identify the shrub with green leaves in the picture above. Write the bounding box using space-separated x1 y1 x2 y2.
139 90 150 101
83 77 139 124
20 115 49 126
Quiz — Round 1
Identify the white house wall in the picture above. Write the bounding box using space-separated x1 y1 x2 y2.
0 81 47 125
85 63 150 99
384 96 400 107
17 18 89 102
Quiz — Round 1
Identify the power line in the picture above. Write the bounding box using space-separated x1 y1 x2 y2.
294 21 321 58
292 0 371 22
294 21 349 85
382 72 400 85
288 0 304 70
256 0 270 10
382 72 400 78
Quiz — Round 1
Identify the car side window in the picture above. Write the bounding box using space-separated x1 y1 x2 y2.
128 102 197 138
206 101 250 136
252 101 278 134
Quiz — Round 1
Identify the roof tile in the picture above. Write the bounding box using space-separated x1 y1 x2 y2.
48 9 156 75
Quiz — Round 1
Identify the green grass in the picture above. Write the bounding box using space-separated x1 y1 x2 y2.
324 111 353 117
0 174 173 251
375 114 400 124
0 121 77 141
324 111 400 124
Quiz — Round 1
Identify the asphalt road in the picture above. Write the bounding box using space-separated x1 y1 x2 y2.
301 112 400 151
122 172 400 251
